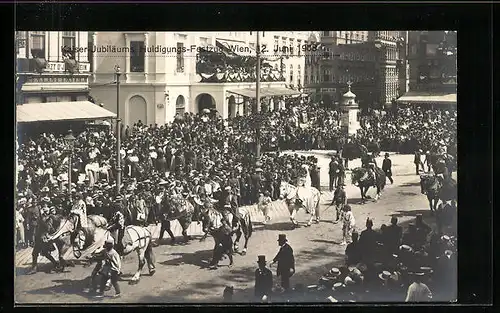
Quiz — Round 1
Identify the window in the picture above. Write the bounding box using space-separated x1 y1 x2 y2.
250 31 253 35
323 68 331 82
282 38 287 54
30 31 46 58
323 31 330 37
130 41 145 72
289 64 294 83
62 31 76 58
297 65 301 85
289 39 294 55
297 40 301 56
176 42 184 72
274 37 279 50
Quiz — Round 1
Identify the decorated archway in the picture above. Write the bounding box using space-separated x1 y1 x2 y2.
128 95 147 126
175 95 186 116
196 93 216 113
227 95 236 119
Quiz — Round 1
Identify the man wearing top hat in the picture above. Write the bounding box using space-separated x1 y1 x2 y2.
382 153 393 185
272 234 295 292
254 255 273 300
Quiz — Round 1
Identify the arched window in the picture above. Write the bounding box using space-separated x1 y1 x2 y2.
175 95 186 116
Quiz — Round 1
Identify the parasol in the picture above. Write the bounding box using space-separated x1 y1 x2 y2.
203 108 210 113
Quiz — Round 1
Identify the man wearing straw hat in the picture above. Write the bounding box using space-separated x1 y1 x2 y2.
254 255 273 301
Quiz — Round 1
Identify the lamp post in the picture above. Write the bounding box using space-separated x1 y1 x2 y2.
64 129 76 201
115 65 122 195
255 31 262 159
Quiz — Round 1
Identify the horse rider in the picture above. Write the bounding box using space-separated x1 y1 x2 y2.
434 158 450 186
70 192 88 231
107 198 126 255
332 183 347 223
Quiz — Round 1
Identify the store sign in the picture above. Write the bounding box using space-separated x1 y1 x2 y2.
26 75 88 84
45 62 90 73
322 88 337 93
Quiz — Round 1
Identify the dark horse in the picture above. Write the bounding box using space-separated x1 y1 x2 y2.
158 194 195 244
420 174 457 214
27 214 73 274
351 167 386 203
199 207 253 255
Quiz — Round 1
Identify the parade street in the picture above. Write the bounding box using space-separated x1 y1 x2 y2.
15 152 451 303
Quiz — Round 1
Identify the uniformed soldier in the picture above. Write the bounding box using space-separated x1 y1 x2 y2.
332 184 347 223
254 255 273 301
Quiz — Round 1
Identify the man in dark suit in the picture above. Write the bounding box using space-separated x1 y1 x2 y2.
382 153 393 184
254 255 273 301
385 216 403 254
310 164 320 191
329 156 338 191
272 234 295 292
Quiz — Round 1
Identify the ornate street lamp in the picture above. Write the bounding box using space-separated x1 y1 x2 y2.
64 129 76 201
115 65 122 195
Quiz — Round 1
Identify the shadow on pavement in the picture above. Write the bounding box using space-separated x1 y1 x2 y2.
310 239 339 245
392 209 431 218
400 182 421 187
159 249 213 268
26 278 91 298
257 222 295 232
397 191 419 197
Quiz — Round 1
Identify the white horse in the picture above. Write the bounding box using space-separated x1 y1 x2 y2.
103 225 156 284
279 181 321 227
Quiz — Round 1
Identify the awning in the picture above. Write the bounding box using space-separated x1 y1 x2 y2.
17 101 117 123
227 87 301 98
216 39 255 57
396 92 457 104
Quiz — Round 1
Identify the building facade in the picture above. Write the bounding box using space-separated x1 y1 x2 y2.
304 30 410 110
15 31 91 105
407 31 457 93
89 31 319 126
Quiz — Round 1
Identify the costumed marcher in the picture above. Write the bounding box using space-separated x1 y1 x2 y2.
329 156 339 192
254 255 273 301
93 237 122 298
414 149 424 175
106 199 126 255
332 184 347 223
258 191 273 224
341 204 356 246
271 234 295 292
70 192 88 230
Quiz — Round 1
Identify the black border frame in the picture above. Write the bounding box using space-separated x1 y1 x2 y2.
5 2 495 311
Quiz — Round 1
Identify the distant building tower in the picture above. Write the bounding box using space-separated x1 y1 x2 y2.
340 82 360 136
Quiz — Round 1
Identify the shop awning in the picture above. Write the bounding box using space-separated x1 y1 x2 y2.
227 87 301 98
396 92 457 104
16 101 117 123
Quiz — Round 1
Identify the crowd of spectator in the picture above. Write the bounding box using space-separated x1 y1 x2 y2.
15 98 457 252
